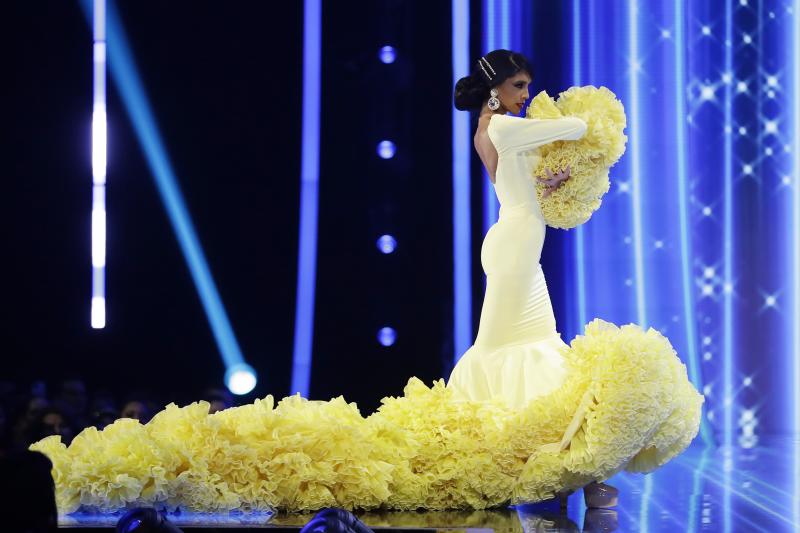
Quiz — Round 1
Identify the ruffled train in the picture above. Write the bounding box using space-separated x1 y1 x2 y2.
31 319 703 515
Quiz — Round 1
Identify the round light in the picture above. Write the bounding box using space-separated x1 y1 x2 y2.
376 234 397 254
377 327 397 347
377 140 396 159
225 363 257 395
379 46 396 64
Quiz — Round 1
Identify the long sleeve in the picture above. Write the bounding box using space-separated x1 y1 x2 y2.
488 115 587 155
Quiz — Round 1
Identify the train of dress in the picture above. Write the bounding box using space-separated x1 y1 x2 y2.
31 319 703 514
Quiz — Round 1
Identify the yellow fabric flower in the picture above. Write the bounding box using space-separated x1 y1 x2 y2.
32 320 702 514
526 86 627 229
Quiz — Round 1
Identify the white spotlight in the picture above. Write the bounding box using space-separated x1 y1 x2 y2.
91 296 106 329
377 327 397 347
377 140 396 159
378 46 396 64
376 234 397 254
225 364 257 395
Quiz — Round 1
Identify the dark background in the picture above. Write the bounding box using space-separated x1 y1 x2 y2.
2 1 567 413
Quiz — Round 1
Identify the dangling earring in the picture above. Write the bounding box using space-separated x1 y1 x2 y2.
487 89 500 111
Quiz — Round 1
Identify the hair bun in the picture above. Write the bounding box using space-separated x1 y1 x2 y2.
454 74 488 111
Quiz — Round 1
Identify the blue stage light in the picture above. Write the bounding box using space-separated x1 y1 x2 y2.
290 0 322 398
789 0 800 523
377 327 397 347
225 363 257 396
451 0 472 362
378 46 396 64
570 0 587 337
626 0 646 329
377 140 396 159
376 234 397 254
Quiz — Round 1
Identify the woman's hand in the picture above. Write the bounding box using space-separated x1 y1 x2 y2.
537 165 571 197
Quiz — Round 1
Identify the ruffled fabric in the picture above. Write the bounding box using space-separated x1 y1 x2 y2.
31 320 702 515
525 86 627 229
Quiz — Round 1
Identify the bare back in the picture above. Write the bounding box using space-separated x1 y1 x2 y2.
474 116 499 184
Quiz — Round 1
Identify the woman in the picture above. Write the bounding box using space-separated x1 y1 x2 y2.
448 49 618 508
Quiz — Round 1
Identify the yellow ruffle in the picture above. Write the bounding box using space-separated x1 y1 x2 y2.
525 86 627 229
31 319 702 514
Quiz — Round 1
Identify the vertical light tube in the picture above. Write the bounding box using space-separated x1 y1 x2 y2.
722 2 734 532
792 0 800 525
290 0 322 396
452 0 472 361
673 0 713 446
627 0 646 328
571 0 587 333
91 0 107 329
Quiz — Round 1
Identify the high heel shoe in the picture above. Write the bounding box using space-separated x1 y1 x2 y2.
583 481 619 508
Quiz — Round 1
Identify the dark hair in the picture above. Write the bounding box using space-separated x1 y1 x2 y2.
453 49 532 111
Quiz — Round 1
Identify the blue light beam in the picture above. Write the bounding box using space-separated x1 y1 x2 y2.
290 0 322 396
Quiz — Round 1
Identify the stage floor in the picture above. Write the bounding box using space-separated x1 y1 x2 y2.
58 437 799 532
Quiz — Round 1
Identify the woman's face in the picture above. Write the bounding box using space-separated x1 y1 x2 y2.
495 71 532 114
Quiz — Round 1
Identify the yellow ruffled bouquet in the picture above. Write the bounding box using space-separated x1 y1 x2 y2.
525 86 627 229
31 321 702 515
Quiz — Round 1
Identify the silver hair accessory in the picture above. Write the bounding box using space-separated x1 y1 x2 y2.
478 56 497 81
487 88 500 111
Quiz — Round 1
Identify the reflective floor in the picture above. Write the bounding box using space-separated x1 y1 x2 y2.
60 438 800 532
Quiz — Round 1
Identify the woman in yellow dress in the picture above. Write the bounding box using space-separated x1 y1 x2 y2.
449 49 617 508
30 49 702 517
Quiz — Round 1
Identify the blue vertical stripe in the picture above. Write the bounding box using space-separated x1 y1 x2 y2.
673 0 713 446
290 0 322 396
452 0 472 362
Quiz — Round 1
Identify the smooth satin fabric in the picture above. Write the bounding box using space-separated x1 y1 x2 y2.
448 114 588 408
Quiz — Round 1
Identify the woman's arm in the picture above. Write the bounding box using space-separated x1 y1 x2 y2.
489 115 587 154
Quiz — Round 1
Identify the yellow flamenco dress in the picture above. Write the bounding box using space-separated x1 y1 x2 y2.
31 91 704 516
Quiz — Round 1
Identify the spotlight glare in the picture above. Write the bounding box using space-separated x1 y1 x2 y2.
225 364 257 395
376 234 397 254
92 106 107 185
91 208 106 268
378 327 397 347
91 296 106 329
378 45 396 64
377 140 396 159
